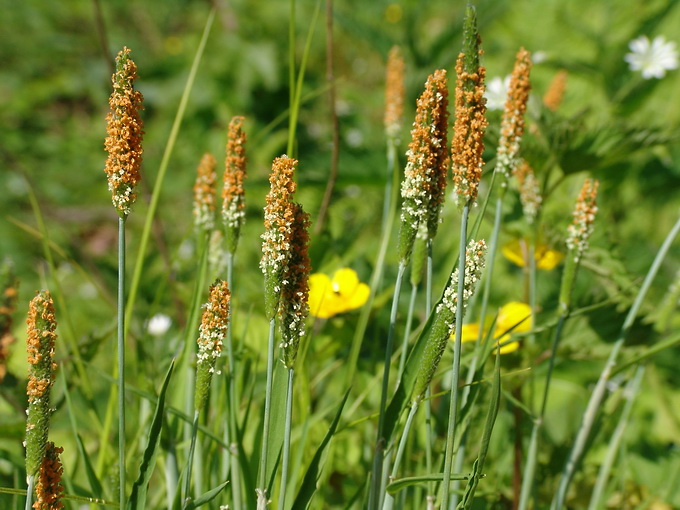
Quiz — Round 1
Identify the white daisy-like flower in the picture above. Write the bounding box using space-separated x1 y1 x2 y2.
624 35 679 79
485 75 511 110
147 313 172 336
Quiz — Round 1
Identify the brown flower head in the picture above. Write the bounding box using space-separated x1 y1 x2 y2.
194 279 230 411
25 291 58 480
0 260 18 384
33 442 64 510
398 69 449 263
566 178 599 263
384 46 406 142
261 156 298 319
451 7 488 209
104 47 144 217
514 159 542 223
193 153 217 233
279 203 311 369
496 48 532 182
222 116 248 253
543 70 568 112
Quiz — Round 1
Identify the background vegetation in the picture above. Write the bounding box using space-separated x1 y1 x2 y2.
1 0 680 508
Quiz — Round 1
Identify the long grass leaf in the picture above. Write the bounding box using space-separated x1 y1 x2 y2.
185 481 230 509
292 389 350 510
127 360 175 510
386 474 469 495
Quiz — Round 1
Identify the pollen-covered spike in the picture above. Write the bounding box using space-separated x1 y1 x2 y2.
103 47 144 218
25 290 58 480
384 46 406 142
451 6 488 209
194 279 230 411
222 116 248 253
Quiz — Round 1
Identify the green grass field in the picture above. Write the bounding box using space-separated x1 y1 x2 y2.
1 1 680 509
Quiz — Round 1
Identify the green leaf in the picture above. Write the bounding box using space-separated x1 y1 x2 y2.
127 360 175 510
185 481 229 509
265 361 288 494
292 389 350 510
386 473 469 495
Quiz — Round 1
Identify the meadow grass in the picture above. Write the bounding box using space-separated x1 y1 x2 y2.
2 2 680 510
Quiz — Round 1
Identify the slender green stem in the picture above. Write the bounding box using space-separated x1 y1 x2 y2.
441 204 469 510
381 402 420 510
518 313 567 510
225 251 242 510
369 262 406 510
552 214 680 510
118 216 127 509
124 8 215 336
424 240 434 503
278 368 295 510
257 318 277 504
382 138 398 232
287 0 296 154
24 475 34 510
587 365 644 510
183 410 200 508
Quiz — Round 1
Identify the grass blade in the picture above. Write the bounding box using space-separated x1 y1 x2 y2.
127 360 175 510
292 389 350 510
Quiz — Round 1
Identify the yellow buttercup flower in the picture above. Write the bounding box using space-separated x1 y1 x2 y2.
308 268 370 319
502 239 564 270
458 301 532 354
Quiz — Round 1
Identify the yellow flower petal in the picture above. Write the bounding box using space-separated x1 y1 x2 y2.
497 340 520 355
535 246 564 270
496 302 532 335
460 323 481 343
502 239 563 270
308 269 370 318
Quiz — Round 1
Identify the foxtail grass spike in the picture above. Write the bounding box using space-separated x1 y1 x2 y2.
496 48 532 185
0 259 18 384
194 279 230 411
412 239 486 401
193 153 217 234
104 47 144 218
543 70 568 111
33 442 65 510
25 291 58 481
398 69 449 264
514 160 542 224
452 6 487 209
384 46 405 143
560 178 599 312
222 116 248 254
261 155 298 320
279 203 311 369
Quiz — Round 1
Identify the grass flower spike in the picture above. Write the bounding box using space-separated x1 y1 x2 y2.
25 291 58 481
384 46 405 142
279 204 311 369
193 153 217 233
513 160 542 223
261 156 297 320
398 69 449 263
1 260 18 383
33 442 64 510
413 239 486 401
451 7 488 208
559 178 599 312
566 178 599 263
543 70 568 111
104 47 144 217
308 268 370 319
496 48 532 184
194 279 230 411
222 116 248 253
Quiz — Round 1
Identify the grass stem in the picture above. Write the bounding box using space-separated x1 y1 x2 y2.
278 368 295 510
257 318 277 506
117 215 127 509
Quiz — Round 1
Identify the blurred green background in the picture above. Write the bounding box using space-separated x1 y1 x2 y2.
2 0 680 507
